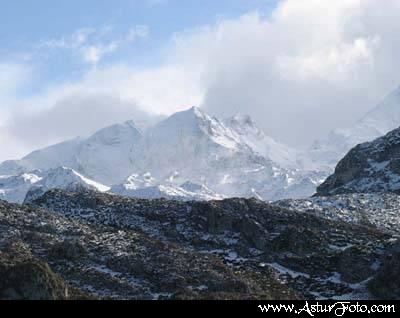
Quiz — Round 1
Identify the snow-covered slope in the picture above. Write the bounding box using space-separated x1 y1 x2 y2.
111 175 223 201
275 193 400 235
0 173 42 203
317 126 400 196
0 121 142 185
38 167 110 192
0 107 324 202
225 114 298 169
310 87 400 170
0 167 109 204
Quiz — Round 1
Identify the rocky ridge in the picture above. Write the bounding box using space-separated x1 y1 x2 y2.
20 189 397 300
317 127 400 196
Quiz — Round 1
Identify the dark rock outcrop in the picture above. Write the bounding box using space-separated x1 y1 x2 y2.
317 127 400 195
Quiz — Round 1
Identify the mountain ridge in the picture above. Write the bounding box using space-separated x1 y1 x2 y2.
0 107 322 203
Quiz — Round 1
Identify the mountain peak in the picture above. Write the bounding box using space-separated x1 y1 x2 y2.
173 106 209 122
226 113 262 137
230 113 256 127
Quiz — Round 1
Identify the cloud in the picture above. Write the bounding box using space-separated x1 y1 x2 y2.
3 0 400 162
168 0 400 146
0 62 33 126
0 63 201 161
5 94 163 151
40 25 149 66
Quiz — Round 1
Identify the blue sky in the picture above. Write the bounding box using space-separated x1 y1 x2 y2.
0 0 278 91
2 0 400 161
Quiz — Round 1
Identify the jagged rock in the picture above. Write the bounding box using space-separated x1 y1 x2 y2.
317 127 400 195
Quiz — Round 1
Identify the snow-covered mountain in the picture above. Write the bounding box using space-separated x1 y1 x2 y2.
0 167 109 203
0 107 324 202
0 120 142 185
310 87 400 170
110 173 223 201
0 173 42 203
225 114 298 169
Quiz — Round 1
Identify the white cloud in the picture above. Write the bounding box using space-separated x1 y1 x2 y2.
168 0 400 146
2 0 400 161
40 25 149 66
0 62 202 161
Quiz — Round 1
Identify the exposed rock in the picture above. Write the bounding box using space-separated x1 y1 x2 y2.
0 195 297 300
317 127 400 195
27 189 393 299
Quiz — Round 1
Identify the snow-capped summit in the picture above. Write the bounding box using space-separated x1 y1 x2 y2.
38 167 110 193
0 120 143 185
85 120 142 146
0 167 109 203
225 113 298 169
0 106 327 202
23 167 110 203
226 113 261 137
146 106 243 151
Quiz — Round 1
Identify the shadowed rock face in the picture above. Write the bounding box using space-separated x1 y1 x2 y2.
368 240 400 300
317 127 400 196
0 245 69 300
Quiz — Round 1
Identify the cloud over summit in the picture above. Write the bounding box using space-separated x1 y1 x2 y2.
1 0 400 161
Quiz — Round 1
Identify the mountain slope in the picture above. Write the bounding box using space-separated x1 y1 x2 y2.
225 114 298 169
317 126 400 196
310 87 400 170
0 173 42 203
29 188 395 299
0 107 322 201
0 121 142 185
1 193 299 300
0 167 109 204
111 177 223 201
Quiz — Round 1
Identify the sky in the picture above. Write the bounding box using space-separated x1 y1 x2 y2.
1 0 400 162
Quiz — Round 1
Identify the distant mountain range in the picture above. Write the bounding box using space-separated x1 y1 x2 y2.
0 107 321 203
2 88 400 300
1 86 400 203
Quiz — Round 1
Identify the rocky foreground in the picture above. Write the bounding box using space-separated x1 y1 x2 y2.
1 189 399 300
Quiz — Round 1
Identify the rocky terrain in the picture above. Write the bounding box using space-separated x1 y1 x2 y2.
317 127 400 196
0 196 298 300
2 91 400 300
276 193 400 235
1 188 396 300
